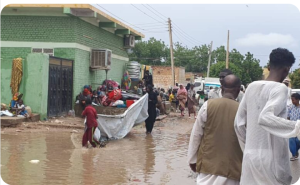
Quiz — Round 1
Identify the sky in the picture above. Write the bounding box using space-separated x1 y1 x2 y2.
94 4 300 70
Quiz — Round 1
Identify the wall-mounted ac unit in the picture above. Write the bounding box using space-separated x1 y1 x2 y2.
90 49 112 70
124 34 135 48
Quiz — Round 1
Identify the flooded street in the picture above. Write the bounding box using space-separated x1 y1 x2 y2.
1 115 196 185
2 113 300 184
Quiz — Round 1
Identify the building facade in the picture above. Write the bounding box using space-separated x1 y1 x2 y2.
1 4 144 119
151 66 186 90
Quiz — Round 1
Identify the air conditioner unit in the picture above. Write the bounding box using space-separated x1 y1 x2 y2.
90 49 112 70
124 34 135 48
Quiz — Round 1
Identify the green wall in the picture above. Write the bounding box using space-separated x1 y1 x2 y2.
0 52 49 120
1 15 128 57
1 47 31 104
23 53 49 120
1 15 129 117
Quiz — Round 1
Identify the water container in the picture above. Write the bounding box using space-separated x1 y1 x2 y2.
126 100 135 108
68 110 75 117
127 61 141 79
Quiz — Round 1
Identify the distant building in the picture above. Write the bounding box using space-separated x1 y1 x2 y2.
151 66 186 89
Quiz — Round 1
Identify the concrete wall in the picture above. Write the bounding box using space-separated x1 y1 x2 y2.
152 66 186 89
23 53 49 120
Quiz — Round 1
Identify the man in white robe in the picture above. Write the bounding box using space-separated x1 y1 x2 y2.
188 75 243 185
283 78 293 107
235 48 300 185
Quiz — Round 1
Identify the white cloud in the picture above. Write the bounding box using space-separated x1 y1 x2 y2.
235 33 298 47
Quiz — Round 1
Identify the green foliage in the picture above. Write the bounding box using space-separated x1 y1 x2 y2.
128 37 169 65
209 52 262 85
128 38 263 85
290 69 300 89
210 62 243 79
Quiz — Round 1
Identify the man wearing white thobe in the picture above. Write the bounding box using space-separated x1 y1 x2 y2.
188 75 243 185
235 48 300 185
283 78 293 107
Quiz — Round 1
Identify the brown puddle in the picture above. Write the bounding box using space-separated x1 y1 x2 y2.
1 130 196 185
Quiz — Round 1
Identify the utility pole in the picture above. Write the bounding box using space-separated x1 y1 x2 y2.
207 41 213 77
168 18 175 86
226 30 230 69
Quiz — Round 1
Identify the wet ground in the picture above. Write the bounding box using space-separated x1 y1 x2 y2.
1 113 197 185
1 112 300 184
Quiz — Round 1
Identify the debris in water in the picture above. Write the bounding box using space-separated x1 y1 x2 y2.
46 127 49 131
29 160 39 164
54 119 63 124
16 130 21 132
71 130 78 133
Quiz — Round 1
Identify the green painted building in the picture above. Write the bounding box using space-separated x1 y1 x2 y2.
1 4 144 120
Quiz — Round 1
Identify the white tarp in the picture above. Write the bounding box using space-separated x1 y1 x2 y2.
96 94 149 139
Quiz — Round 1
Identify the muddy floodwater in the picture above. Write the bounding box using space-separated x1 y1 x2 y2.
1 116 197 185
2 115 300 185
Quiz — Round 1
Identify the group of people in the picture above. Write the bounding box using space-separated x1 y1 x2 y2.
80 70 158 147
188 48 300 185
77 84 122 109
163 83 197 118
4 92 31 118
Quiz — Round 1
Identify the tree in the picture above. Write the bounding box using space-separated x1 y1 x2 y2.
212 46 226 63
210 62 242 79
290 69 300 88
241 52 263 85
128 39 263 84
209 52 262 85
128 37 169 65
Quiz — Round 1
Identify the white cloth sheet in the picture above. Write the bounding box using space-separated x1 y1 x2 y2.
96 94 149 139
188 101 239 185
235 81 300 185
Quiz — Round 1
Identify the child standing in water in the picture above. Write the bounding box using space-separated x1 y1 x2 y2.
82 98 100 148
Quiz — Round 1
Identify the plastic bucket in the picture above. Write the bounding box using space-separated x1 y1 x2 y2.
126 100 135 108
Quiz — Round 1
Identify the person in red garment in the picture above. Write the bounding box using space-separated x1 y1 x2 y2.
82 98 100 148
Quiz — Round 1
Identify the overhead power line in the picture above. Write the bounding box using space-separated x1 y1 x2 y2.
96 4 166 33
172 28 203 46
144 4 205 44
142 4 166 22
131 4 166 25
172 31 185 45
130 24 168 29
132 22 166 25
172 23 204 44
146 4 169 19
